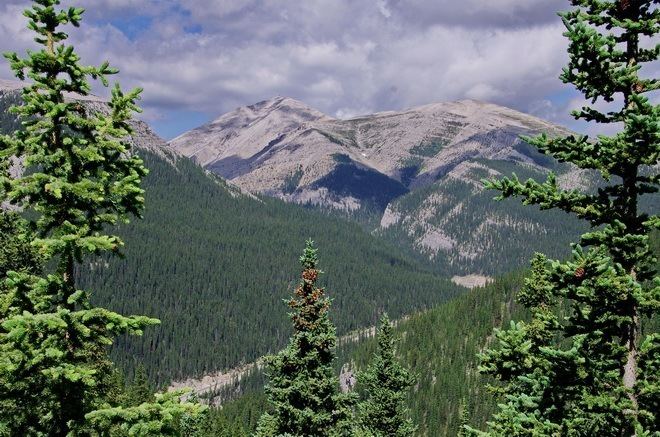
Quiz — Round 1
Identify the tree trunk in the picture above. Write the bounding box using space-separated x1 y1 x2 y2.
622 304 639 398
620 0 641 427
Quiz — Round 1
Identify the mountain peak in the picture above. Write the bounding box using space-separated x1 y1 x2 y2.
240 95 331 121
202 96 331 132
169 96 333 166
456 98 488 105
257 95 309 107
169 94 572 201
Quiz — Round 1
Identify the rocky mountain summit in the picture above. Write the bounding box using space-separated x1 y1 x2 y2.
170 96 573 210
170 97 587 274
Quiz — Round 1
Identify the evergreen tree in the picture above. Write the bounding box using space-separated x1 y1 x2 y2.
103 367 129 408
457 399 471 437
126 363 155 406
357 313 415 437
257 240 355 436
0 0 205 434
473 1 659 435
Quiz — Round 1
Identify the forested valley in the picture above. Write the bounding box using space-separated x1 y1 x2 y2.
204 272 527 436
78 150 462 384
0 0 658 436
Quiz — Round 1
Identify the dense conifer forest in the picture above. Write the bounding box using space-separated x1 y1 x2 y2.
78 150 462 384
206 251 659 435
202 272 527 436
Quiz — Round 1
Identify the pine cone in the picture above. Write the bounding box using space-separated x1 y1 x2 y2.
574 267 585 278
302 269 318 282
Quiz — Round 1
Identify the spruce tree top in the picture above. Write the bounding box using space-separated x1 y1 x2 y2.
0 0 148 269
257 240 354 436
290 239 333 338
300 238 319 270
357 313 416 437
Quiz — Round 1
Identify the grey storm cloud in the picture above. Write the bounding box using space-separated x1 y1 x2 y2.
4 0 653 137
389 0 566 28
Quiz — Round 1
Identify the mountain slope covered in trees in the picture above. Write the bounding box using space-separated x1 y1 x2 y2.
204 272 527 436
208 250 659 436
79 150 461 384
0 82 459 385
169 97 595 275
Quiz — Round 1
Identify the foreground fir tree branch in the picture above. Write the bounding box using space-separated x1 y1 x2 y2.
0 0 205 434
471 0 659 435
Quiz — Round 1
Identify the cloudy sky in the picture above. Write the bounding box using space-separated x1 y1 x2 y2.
0 0 654 139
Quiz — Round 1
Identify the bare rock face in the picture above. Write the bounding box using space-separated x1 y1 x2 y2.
169 97 572 211
169 96 593 274
339 363 357 393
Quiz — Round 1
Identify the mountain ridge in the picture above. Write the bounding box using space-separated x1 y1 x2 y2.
168 95 588 274
169 96 573 206
0 79 591 276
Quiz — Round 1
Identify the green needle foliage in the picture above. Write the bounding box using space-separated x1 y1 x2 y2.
85 390 206 437
0 0 204 434
457 400 471 437
473 1 659 435
356 314 416 437
0 211 43 282
0 211 44 343
125 363 155 407
257 240 356 436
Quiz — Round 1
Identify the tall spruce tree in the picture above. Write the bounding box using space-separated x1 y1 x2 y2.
125 363 155 407
256 240 355 436
0 0 205 434
357 313 416 437
472 0 659 435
